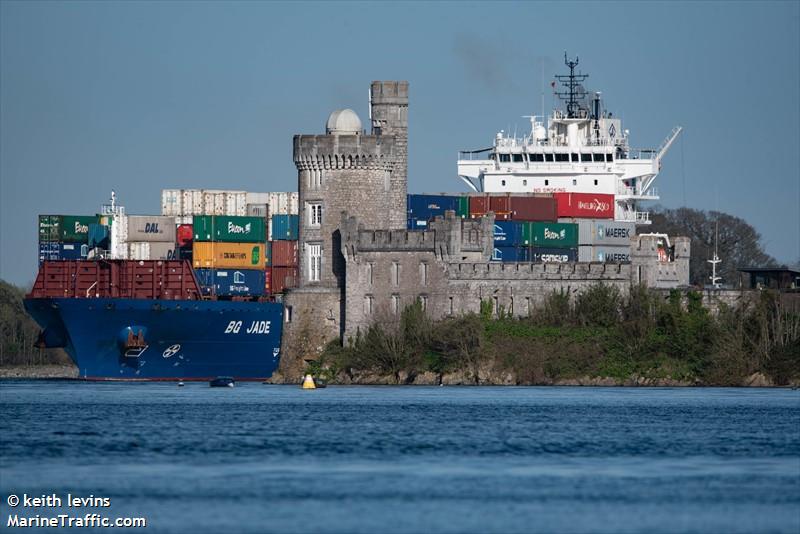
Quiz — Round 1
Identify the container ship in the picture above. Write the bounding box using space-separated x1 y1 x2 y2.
25 191 299 380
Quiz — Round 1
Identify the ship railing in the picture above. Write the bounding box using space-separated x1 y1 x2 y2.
617 186 659 197
617 211 651 223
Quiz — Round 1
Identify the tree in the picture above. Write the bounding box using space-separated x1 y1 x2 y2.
650 207 777 286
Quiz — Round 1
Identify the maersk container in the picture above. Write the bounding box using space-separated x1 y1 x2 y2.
493 221 524 247
573 220 635 246
578 245 632 263
38 242 88 262
193 215 267 243
492 246 529 262
509 196 557 221
530 247 578 263
407 194 462 221
526 222 578 248
192 242 265 269
270 214 299 241
125 215 177 243
194 268 266 297
127 242 177 261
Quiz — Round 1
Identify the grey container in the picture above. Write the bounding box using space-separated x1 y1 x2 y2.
126 215 177 242
568 219 636 246
578 245 632 263
246 203 269 218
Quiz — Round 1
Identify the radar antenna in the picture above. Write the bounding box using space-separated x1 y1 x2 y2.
554 52 589 118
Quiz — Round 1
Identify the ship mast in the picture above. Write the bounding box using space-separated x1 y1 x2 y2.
554 52 589 118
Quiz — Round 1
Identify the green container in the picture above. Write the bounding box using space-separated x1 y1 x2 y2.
193 215 266 243
38 215 97 243
456 196 469 218
527 222 578 248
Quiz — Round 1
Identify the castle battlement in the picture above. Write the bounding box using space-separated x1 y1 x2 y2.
446 261 629 280
294 134 397 171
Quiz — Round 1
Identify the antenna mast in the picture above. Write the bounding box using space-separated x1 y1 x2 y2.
708 220 722 288
554 52 589 118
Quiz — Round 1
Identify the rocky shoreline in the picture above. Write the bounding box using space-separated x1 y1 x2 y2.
0 365 793 387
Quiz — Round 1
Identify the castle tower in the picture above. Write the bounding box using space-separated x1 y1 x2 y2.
370 81 408 229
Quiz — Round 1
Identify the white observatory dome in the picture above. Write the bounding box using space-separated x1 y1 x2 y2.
325 109 362 135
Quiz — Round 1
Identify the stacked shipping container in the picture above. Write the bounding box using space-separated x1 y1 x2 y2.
38 215 98 263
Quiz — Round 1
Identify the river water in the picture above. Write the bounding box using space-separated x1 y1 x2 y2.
1 382 798 533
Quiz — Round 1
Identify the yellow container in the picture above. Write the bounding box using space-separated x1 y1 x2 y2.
192 242 266 269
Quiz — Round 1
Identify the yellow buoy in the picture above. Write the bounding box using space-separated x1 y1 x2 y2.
302 374 316 389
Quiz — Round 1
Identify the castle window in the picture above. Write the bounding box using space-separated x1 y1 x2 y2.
308 243 321 282
419 295 428 312
284 306 293 323
367 263 374 286
391 294 400 315
525 297 531 316
420 262 428 286
364 295 373 315
308 203 322 227
391 262 400 286
449 296 454 315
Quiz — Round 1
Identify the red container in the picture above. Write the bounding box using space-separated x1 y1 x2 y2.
488 195 511 213
264 267 272 294
176 224 193 247
271 240 298 267
509 196 557 221
469 195 489 217
554 193 614 219
28 260 202 300
271 266 298 294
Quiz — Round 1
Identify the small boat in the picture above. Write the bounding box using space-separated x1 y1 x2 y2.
210 376 235 388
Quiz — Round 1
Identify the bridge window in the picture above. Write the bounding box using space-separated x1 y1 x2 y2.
501 180 506 187
571 153 579 162
545 154 554 162
606 154 613 162
555 153 569 162
593 154 605 162
512 154 523 162
594 179 598 186
499 154 511 162
581 153 592 162
530 154 544 162
544 179 549 186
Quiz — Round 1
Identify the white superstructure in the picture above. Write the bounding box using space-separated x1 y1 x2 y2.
457 54 681 224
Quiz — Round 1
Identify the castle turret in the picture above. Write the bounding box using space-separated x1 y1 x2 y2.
370 81 408 229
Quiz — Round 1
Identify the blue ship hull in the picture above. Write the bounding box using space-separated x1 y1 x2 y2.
24 298 283 380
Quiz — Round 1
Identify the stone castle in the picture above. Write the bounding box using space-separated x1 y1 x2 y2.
282 81 689 359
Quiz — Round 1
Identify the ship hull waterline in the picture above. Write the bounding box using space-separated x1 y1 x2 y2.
24 298 283 381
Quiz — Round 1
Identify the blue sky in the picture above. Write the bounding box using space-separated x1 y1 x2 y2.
1 1 798 285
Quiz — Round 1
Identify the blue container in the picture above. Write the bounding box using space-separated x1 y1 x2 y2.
491 246 530 262
88 224 110 249
407 194 461 221
530 247 578 263
493 221 524 247
38 242 88 263
194 269 266 297
271 214 299 240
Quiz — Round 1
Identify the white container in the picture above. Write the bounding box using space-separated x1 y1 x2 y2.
246 192 269 205
268 192 299 216
161 189 182 216
247 203 269 218
127 241 177 260
125 215 177 242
